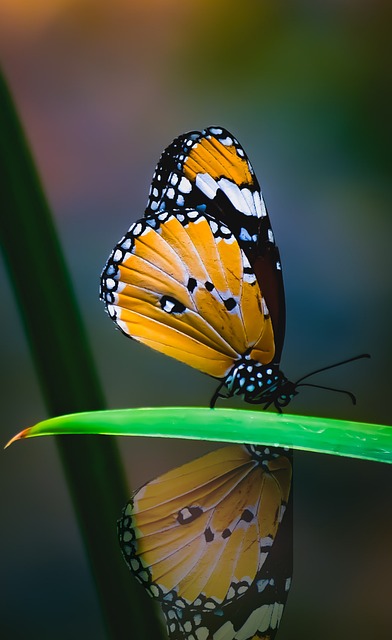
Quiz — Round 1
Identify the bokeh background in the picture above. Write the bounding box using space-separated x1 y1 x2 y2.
1 1 391 638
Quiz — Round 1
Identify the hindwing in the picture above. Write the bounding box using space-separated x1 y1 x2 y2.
101 210 275 378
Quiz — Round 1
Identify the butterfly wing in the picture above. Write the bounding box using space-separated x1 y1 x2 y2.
100 210 275 378
144 126 286 364
118 445 292 640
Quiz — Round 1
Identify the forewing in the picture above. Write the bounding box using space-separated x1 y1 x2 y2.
143 126 286 362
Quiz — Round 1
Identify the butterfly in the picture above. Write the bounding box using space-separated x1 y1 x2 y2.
100 126 296 411
100 126 295 639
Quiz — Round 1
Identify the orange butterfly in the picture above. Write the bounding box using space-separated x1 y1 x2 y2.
100 126 296 411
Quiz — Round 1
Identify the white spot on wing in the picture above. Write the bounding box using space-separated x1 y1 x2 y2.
209 127 223 135
260 535 273 547
235 604 272 638
212 621 235 640
132 222 143 236
219 136 233 146
178 176 192 193
243 272 256 284
163 299 175 312
195 173 219 199
216 179 260 217
238 583 250 595
242 253 251 269
217 178 250 214
150 585 160 598
209 219 218 234
270 603 284 629
105 278 116 290
166 187 175 199
180 507 192 519
116 318 130 334
227 586 235 600
254 190 267 217
279 504 286 522
195 627 209 640
242 187 255 213
121 238 132 250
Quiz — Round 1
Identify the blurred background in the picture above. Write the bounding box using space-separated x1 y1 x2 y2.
1 1 391 638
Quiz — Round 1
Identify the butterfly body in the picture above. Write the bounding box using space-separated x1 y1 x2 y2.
219 358 296 409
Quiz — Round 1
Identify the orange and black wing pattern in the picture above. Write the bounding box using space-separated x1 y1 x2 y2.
118 444 293 640
144 127 285 360
101 210 274 380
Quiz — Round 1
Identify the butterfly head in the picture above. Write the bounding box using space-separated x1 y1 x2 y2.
211 355 297 411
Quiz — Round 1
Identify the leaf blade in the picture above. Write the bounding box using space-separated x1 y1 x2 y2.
7 407 392 464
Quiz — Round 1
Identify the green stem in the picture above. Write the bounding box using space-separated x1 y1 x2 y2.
0 67 164 639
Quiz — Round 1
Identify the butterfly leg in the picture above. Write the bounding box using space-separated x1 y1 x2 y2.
210 381 227 408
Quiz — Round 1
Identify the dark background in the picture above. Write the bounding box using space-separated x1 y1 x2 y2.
1 1 391 638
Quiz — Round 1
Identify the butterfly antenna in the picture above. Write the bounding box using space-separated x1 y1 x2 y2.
295 382 357 404
294 353 370 385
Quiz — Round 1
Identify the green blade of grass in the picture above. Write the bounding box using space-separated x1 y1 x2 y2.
6 407 392 464
0 68 164 639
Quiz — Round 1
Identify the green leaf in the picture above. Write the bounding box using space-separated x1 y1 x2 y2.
7 407 392 464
